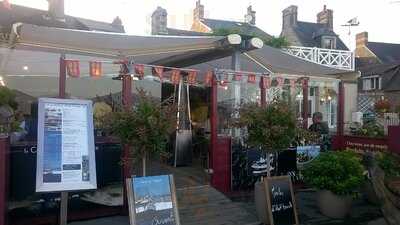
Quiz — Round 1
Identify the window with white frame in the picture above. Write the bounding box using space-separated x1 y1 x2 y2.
362 76 381 91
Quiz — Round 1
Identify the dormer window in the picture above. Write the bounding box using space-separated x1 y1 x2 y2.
362 75 382 91
322 36 336 49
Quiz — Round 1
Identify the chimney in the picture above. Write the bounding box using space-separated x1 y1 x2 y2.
282 5 298 28
151 6 168 35
112 16 125 32
193 0 204 21
245 5 256 25
47 0 65 20
317 5 333 30
356 32 368 48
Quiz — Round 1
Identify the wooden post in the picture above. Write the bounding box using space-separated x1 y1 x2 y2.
58 54 66 98
337 81 345 136
260 76 267 107
0 138 9 225
302 78 309 129
58 53 69 225
121 74 132 212
210 74 218 179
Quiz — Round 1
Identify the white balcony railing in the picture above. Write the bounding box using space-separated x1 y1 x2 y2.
283 46 355 71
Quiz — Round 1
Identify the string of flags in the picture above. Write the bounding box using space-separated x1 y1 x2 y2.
64 60 303 89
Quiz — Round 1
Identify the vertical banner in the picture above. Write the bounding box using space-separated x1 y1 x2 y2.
153 66 164 81
260 76 271 89
204 71 213 87
248 74 256 84
66 60 80 78
36 98 97 192
171 69 181 85
89 61 102 78
187 71 197 85
276 77 284 88
134 64 145 80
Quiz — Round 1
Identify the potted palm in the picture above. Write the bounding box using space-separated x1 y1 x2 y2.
235 100 297 224
108 90 176 176
303 151 365 218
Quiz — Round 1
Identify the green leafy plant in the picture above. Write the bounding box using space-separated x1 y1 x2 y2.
303 151 365 196
354 121 384 138
234 100 297 176
376 152 400 178
107 90 176 176
0 87 20 134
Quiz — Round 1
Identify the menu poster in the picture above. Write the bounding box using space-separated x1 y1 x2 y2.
264 176 299 225
36 98 97 192
127 175 180 225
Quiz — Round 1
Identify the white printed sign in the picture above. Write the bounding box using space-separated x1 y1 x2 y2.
36 98 97 192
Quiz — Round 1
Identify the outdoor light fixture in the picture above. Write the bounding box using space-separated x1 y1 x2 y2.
250 37 264 49
227 34 242 45
23 66 29 71
0 76 5 86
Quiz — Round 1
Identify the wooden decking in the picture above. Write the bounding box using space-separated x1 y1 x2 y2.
71 185 260 225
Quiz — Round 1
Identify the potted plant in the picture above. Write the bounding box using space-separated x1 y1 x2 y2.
93 101 112 136
0 87 21 138
108 90 176 176
374 98 391 115
303 151 365 218
235 100 297 224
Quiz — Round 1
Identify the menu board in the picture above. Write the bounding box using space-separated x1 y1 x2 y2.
264 176 299 225
127 175 180 225
36 98 96 192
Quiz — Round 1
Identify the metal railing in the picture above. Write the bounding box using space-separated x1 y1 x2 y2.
283 46 355 71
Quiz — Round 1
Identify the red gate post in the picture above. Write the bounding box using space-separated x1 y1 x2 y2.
337 81 345 136
210 73 217 179
0 137 9 225
302 78 309 129
121 74 132 212
260 76 267 107
59 54 67 98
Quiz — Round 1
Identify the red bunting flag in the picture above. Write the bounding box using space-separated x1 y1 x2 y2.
171 69 181 85
134 64 145 80
204 71 213 86
89 61 102 78
260 76 271 89
248 74 256 84
2 0 11 10
188 71 197 85
66 60 80 78
152 66 164 81
233 73 242 81
276 77 284 87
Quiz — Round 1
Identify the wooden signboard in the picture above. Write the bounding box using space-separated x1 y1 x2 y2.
126 175 180 225
264 176 299 225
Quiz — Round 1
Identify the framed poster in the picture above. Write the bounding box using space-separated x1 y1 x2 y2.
36 98 97 192
264 176 299 225
127 175 180 225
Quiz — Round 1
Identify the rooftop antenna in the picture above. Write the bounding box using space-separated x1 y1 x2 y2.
342 17 360 48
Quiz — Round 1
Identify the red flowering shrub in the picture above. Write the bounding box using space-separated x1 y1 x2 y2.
374 99 391 114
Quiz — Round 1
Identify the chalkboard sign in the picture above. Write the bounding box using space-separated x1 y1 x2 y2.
126 175 180 225
264 176 299 225
277 150 297 178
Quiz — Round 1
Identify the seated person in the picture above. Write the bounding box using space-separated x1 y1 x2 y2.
308 112 329 135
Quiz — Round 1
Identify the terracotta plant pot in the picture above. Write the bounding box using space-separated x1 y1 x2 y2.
254 181 270 224
316 190 353 219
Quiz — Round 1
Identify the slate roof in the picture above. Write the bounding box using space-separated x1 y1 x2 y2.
367 42 400 64
200 18 272 40
281 21 348 50
166 28 209 36
358 61 400 92
0 2 124 33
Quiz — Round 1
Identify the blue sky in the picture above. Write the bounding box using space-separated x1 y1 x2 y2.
10 0 400 49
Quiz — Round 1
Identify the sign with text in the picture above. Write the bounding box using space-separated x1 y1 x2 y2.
36 98 96 192
127 175 180 225
264 176 299 225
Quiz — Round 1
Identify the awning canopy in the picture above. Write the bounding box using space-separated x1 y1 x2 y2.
4 23 245 67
